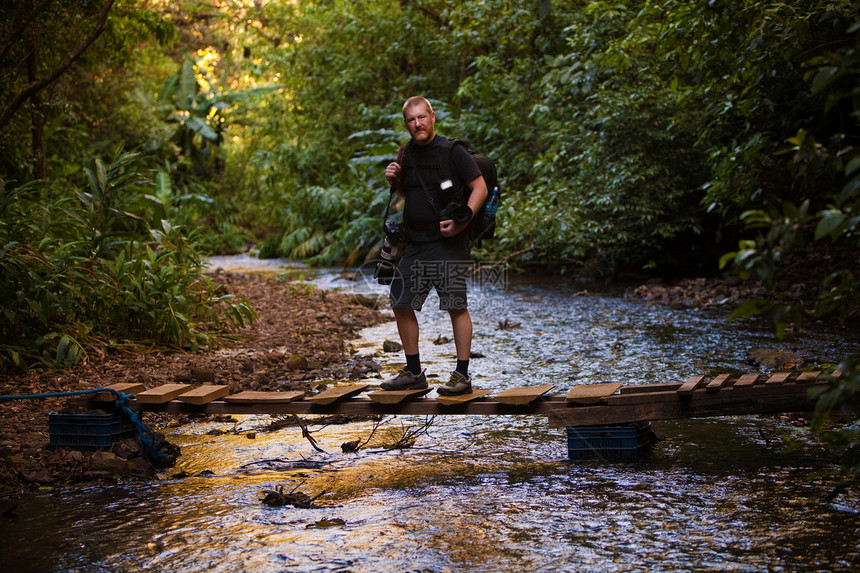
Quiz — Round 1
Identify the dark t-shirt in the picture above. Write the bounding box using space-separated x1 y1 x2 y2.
401 135 482 242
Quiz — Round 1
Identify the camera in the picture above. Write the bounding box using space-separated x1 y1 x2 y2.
374 220 406 285
441 202 473 225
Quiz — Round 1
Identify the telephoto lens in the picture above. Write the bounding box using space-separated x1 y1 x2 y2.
374 221 405 285
374 236 400 284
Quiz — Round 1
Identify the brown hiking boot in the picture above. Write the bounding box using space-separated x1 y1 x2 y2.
380 369 427 390
436 371 472 396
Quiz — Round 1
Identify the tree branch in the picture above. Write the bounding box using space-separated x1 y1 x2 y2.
0 0 55 65
0 0 116 132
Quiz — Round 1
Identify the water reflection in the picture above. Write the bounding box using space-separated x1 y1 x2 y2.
1 258 859 572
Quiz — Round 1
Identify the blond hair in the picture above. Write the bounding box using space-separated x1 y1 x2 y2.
402 96 433 118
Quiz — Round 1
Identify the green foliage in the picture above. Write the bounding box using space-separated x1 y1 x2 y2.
0 149 255 371
257 174 387 265
720 2 860 484
810 358 860 494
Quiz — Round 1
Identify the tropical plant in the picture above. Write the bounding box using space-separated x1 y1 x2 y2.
0 149 256 371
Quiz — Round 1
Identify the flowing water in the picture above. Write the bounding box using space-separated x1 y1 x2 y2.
2 255 859 572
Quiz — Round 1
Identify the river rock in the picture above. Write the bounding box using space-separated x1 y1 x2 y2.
383 339 402 353
353 294 386 309
286 354 309 370
112 439 141 460
192 367 216 383
91 451 130 474
21 466 53 485
65 449 86 464
746 348 804 370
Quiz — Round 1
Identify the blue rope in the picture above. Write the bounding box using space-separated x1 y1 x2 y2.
0 388 167 459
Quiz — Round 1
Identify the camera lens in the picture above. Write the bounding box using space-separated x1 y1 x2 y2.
452 204 472 225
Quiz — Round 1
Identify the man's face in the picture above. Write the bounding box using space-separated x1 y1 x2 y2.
404 103 435 146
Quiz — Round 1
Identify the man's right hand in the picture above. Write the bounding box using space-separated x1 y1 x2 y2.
385 161 401 186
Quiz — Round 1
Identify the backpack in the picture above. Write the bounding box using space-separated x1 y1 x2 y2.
395 137 500 246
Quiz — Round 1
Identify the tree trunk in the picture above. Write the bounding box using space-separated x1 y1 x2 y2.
26 32 46 181
0 0 116 133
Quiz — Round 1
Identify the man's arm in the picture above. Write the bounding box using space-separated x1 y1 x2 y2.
464 175 488 220
440 174 487 238
385 161 405 198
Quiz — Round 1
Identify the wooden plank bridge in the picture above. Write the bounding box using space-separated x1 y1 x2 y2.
96 369 842 427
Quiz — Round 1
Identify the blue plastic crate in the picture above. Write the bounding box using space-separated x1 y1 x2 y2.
566 422 652 461
48 412 136 452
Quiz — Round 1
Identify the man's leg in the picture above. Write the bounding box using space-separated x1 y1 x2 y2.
394 307 420 355
381 307 427 390
449 307 472 368
437 308 473 395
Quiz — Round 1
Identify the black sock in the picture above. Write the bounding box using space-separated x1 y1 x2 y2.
406 353 421 375
456 359 469 377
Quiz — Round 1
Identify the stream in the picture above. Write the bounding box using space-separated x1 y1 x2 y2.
1 255 859 572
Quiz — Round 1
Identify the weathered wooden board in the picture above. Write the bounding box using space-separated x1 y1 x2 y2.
437 389 493 407
706 373 732 393
368 387 431 404
495 385 556 406
136 383 193 404
548 382 829 427
176 385 230 405
93 382 145 401
566 383 623 405
733 374 760 387
677 375 706 396
224 390 305 403
765 372 791 385
620 383 682 394
795 371 822 382
307 384 369 405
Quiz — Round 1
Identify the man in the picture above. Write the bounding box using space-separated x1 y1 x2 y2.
381 96 488 396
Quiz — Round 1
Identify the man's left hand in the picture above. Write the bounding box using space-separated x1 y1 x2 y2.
439 219 468 238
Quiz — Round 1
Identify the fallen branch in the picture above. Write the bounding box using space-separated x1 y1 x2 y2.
261 481 326 508
292 414 326 453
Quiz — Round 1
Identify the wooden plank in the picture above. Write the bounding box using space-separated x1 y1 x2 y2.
368 388 431 404
128 381 835 423
93 382 145 402
176 385 230 405
224 390 305 403
136 383 193 404
620 383 683 394
437 389 493 407
705 373 732 393
133 395 568 416
495 385 556 406
547 382 830 427
566 383 623 405
307 384 369 406
795 371 821 382
765 372 791 385
677 375 706 396
733 374 760 387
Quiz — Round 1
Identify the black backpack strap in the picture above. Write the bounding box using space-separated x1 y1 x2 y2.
436 138 466 203
382 144 408 225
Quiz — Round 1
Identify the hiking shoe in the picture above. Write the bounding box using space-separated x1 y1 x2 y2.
380 369 427 390
436 371 472 396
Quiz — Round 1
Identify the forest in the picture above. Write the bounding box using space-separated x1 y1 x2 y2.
1 1 859 481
